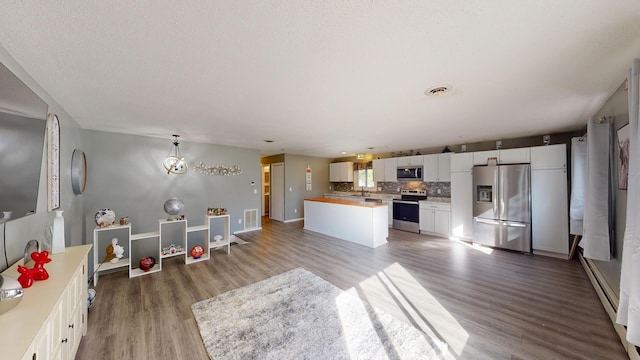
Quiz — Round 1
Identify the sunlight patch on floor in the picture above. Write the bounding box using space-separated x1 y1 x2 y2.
456 239 494 255
349 263 468 358
335 292 384 358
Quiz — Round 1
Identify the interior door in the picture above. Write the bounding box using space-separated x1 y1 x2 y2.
270 163 285 222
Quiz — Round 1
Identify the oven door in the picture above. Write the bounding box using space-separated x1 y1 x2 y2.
392 200 419 223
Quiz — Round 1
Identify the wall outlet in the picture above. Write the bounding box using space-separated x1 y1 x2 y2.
437 189 442 194
294 209 297 213
238 219 242 224
289 187 293 191
254 189 257 194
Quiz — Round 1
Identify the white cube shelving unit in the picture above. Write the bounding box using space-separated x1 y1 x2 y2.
92 215 232 284
208 215 231 254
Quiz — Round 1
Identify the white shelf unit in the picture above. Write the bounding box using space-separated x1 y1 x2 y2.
129 229 161 278
186 222 210 264
92 224 131 286
208 215 231 254
159 219 187 260
91 216 232 283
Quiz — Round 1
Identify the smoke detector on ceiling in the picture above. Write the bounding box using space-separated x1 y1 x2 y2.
425 86 450 96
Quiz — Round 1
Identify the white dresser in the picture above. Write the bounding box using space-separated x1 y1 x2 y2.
0 244 92 360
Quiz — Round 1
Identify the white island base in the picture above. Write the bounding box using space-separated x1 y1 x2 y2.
304 198 388 248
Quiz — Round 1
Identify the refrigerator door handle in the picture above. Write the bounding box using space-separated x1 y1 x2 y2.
474 217 501 225
504 222 527 228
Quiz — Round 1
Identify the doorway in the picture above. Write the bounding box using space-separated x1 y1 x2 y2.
262 165 270 216
270 162 284 222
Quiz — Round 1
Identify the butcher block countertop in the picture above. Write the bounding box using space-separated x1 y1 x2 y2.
304 197 387 208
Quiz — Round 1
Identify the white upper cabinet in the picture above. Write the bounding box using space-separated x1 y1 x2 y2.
423 154 438 181
397 155 423 166
372 159 385 182
473 150 499 165
423 153 451 181
530 144 566 169
329 162 354 182
438 153 451 181
499 148 530 164
451 153 474 172
473 148 530 166
384 158 398 181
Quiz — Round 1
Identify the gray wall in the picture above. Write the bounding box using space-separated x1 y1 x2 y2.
261 154 331 222
283 154 331 220
590 80 629 296
0 45 85 272
82 130 261 273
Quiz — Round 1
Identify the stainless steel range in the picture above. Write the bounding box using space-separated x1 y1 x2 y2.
392 189 427 233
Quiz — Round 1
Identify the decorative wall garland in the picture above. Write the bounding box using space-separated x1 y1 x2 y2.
192 161 243 176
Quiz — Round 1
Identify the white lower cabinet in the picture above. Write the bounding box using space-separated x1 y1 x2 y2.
419 202 451 236
5 245 92 360
381 199 393 227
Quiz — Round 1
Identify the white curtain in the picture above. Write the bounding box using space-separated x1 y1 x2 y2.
582 118 612 261
570 137 587 236
617 59 640 345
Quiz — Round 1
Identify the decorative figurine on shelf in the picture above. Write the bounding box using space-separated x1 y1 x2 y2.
95 209 116 227
162 243 184 256
104 238 125 264
207 208 227 216
17 251 52 288
119 217 129 225
163 198 185 220
139 256 156 272
213 234 223 243
190 245 204 259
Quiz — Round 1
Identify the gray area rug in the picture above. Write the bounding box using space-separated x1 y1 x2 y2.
191 268 448 359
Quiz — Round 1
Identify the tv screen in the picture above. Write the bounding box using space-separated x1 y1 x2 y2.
0 61 48 221
0 112 45 219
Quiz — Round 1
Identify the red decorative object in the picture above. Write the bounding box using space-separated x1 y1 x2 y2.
17 265 34 288
17 251 52 288
139 256 156 272
190 245 204 259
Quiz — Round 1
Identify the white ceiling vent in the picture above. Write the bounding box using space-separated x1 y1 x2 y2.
425 86 450 96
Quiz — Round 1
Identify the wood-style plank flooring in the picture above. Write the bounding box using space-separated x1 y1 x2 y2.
76 218 627 359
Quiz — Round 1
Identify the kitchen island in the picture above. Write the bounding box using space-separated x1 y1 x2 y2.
303 198 388 248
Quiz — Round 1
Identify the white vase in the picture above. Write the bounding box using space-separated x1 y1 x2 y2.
51 210 65 254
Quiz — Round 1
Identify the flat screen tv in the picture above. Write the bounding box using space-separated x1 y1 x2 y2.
0 62 47 221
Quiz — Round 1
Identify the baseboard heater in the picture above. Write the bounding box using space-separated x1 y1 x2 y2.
579 253 640 360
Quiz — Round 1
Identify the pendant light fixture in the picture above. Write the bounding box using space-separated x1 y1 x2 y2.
163 134 188 174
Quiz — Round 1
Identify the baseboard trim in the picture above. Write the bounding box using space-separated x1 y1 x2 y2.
579 253 640 360
234 227 262 234
284 218 303 223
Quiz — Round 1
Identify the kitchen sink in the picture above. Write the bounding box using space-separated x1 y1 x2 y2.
364 198 382 203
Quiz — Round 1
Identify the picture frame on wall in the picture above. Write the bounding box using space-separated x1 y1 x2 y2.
47 113 60 210
617 123 630 190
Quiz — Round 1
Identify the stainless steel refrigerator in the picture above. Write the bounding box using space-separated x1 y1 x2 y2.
472 164 531 253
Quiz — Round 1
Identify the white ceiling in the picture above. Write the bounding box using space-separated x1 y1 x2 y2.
1 1 640 158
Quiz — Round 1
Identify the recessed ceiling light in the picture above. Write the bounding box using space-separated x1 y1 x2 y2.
425 86 450 96
340 151 347 155
264 139 274 143
367 147 374 150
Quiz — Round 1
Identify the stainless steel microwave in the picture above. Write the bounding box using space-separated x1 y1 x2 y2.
396 166 423 181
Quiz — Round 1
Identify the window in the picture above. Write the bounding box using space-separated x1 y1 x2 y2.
354 169 376 191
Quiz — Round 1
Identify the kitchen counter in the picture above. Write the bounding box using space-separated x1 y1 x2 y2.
304 198 388 248
324 192 400 200
309 197 388 208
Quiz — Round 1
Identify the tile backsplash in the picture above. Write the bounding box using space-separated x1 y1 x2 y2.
332 181 451 198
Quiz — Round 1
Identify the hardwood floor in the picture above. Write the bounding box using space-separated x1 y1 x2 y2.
76 218 627 359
